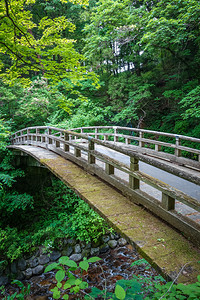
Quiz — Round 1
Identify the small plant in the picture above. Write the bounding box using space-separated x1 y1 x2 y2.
44 256 101 299
1 280 30 300
146 275 200 300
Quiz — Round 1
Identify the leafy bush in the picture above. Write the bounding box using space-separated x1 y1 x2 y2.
0 177 111 261
44 256 101 299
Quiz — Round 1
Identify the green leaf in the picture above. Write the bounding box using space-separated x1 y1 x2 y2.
68 273 75 279
115 285 126 300
57 282 62 288
67 278 76 285
59 256 69 264
44 262 61 273
87 257 101 263
79 260 89 271
79 281 88 289
75 279 82 285
51 287 60 300
64 260 77 268
73 285 80 293
55 269 65 282
64 283 71 289
63 295 69 300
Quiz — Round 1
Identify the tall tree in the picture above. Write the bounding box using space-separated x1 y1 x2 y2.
0 0 98 88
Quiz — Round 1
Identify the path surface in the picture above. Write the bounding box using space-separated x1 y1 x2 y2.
10 145 200 284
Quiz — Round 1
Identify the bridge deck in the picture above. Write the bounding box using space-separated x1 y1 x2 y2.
11 145 200 284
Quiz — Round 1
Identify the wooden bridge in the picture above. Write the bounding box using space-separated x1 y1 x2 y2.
9 126 200 283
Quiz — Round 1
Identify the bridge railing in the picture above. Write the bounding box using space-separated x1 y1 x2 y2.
10 126 200 246
70 126 200 169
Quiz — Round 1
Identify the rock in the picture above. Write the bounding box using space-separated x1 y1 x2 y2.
81 249 90 258
28 257 38 268
38 255 50 265
69 254 82 262
23 268 32 279
16 271 24 281
101 235 110 243
85 242 92 250
90 247 100 256
32 265 44 276
18 258 27 271
118 238 127 246
62 246 73 257
80 241 86 248
11 261 17 274
0 260 8 276
0 275 8 286
91 240 101 248
100 244 110 254
74 244 81 254
50 251 61 261
67 239 76 246
108 240 118 249
110 232 120 240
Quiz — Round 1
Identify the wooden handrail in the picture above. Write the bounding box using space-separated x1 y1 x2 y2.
9 125 200 246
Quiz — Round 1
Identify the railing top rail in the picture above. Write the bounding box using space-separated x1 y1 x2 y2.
11 126 200 143
70 126 200 143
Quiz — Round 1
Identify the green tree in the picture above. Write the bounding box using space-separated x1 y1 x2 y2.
0 0 99 89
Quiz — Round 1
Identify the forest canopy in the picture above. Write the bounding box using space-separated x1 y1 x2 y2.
0 0 200 131
0 0 99 89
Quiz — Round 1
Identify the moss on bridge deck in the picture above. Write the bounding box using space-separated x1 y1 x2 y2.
11 146 200 284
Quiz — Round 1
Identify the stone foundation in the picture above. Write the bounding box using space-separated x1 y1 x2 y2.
0 233 127 286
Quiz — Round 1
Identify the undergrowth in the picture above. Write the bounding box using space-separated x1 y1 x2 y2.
0 177 111 262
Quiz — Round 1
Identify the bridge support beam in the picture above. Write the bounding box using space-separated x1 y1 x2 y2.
129 157 139 189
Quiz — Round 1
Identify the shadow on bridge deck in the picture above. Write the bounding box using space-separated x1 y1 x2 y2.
9 145 200 285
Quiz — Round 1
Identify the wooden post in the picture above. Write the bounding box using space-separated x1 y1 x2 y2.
129 157 139 189
64 132 69 152
56 140 60 148
105 163 114 175
155 144 161 151
175 136 181 157
27 129 31 144
114 127 118 142
48 128 52 144
36 128 41 142
162 193 175 211
88 139 95 164
139 132 144 147
95 128 99 139
125 138 130 145
75 148 81 157
104 135 108 142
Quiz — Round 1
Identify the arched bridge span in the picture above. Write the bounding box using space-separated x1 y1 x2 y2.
9 126 200 283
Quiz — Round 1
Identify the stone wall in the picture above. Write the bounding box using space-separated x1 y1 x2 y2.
0 233 127 286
